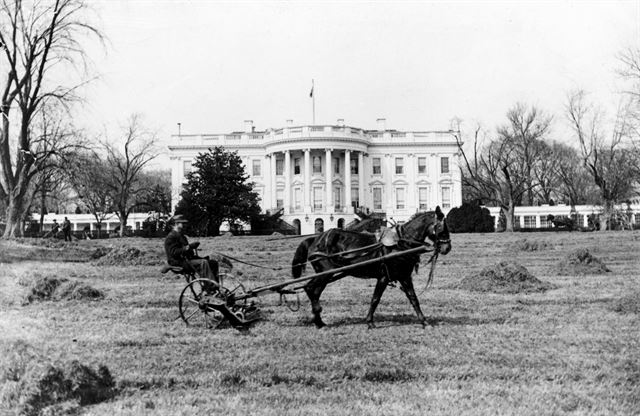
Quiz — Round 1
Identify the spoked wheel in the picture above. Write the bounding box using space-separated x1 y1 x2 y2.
179 278 226 329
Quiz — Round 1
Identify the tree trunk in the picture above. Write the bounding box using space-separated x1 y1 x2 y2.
119 213 128 237
502 200 516 232
600 201 614 232
207 220 221 237
3 198 25 238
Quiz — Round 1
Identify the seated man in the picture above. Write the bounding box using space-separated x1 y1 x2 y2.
164 215 219 285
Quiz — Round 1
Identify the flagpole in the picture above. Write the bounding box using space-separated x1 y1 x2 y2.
312 79 316 125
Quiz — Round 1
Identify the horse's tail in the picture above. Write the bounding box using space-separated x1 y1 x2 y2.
292 236 316 278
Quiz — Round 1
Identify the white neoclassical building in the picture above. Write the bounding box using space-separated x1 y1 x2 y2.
167 119 462 234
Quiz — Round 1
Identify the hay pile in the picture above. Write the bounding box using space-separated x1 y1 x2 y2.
91 245 164 266
456 261 556 294
22 276 103 304
610 290 640 315
0 342 115 416
514 238 549 252
556 248 610 275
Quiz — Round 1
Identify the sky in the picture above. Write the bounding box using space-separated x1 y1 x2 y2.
78 0 640 161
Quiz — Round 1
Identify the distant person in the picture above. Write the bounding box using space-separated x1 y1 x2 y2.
50 219 60 239
83 225 92 240
62 217 72 241
164 215 219 284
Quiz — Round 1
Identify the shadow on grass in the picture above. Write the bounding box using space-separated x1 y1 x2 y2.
283 313 507 329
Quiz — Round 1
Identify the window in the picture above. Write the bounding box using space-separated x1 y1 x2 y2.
351 187 359 208
350 159 358 175
514 216 521 227
396 188 405 209
577 214 585 227
372 158 381 175
418 187 429 210
252 159 261 176
183 160 192 177
524 215 536 228
294 188 302 210
418 157 427 174
334 187 341 210
539 215 551 228
276 189 284 209
441 186 451 209
313 187 323 210
294 158 301 175
441 157 450 174
395 157 404 174
276 159 284 176
313 156 322 174
333 158 340 174
373 188 382 210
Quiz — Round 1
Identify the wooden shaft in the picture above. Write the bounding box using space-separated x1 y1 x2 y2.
236 245 432 300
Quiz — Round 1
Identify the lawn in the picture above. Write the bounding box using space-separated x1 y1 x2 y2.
1 231 639 415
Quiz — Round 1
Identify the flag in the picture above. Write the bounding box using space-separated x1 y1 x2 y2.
309 84 314 98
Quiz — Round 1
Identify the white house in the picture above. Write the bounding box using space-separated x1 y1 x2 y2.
167 119 463 234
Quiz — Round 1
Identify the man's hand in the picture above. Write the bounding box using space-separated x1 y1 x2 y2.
189 242 200 249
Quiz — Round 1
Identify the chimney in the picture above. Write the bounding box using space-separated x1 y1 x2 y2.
243 120 253 133
337 118 345 126
376 118 386 131
286 119 293 126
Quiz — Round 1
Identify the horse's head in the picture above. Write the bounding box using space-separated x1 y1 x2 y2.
400 206 451 255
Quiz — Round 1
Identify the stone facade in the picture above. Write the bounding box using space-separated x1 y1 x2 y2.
167 120 462 234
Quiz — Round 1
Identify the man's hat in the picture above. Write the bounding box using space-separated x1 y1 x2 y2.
172 214 188 223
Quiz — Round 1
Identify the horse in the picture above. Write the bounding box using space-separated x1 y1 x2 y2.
291 207 451 329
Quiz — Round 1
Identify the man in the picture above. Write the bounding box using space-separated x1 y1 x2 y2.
164 215 219 284
50 219 60 239
62 217 72 241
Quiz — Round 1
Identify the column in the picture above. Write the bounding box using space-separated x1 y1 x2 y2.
284 150 291 214
270 153 277 209
358 152 365 210
325 148 333 213
344 149 351 214
264 154 271 212
304 149 311 212
385 154 394 212
407 153 416 212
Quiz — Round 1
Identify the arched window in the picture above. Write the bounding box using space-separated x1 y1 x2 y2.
337 218 345 229
314 218 324 233
292 219 301 235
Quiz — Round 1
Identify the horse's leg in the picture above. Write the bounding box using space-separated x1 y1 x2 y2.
365 274 390 329
304 278 328 328
399 277 428 328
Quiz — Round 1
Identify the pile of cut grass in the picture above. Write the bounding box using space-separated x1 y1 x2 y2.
22 275 103 304
556 248 610 275
513 238 550 252
610 290 640 314
0 341 115 416
91 245 164 267
455 261 556 294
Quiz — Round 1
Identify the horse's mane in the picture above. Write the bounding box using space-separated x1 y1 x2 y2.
404 210 435 224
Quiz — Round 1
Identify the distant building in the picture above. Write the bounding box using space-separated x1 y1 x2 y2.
167 119 462 234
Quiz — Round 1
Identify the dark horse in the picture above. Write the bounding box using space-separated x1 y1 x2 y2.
292 207 451 329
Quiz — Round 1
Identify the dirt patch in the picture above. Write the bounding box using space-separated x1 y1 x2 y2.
0 341 115 416
556 248 610 275
22 276 103 304
455 261 556 294
91 245 164 267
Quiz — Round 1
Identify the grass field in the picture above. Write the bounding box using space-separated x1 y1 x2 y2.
1 231 639 415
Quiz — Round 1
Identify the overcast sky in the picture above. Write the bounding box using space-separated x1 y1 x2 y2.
81 0 639 154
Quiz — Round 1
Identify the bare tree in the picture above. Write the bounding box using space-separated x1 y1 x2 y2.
65 151 113 238
453 104 552 231
566 90 640 230
0 0 101 237
104 115 158 237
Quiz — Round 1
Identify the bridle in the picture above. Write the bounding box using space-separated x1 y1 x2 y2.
396 214 450 253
